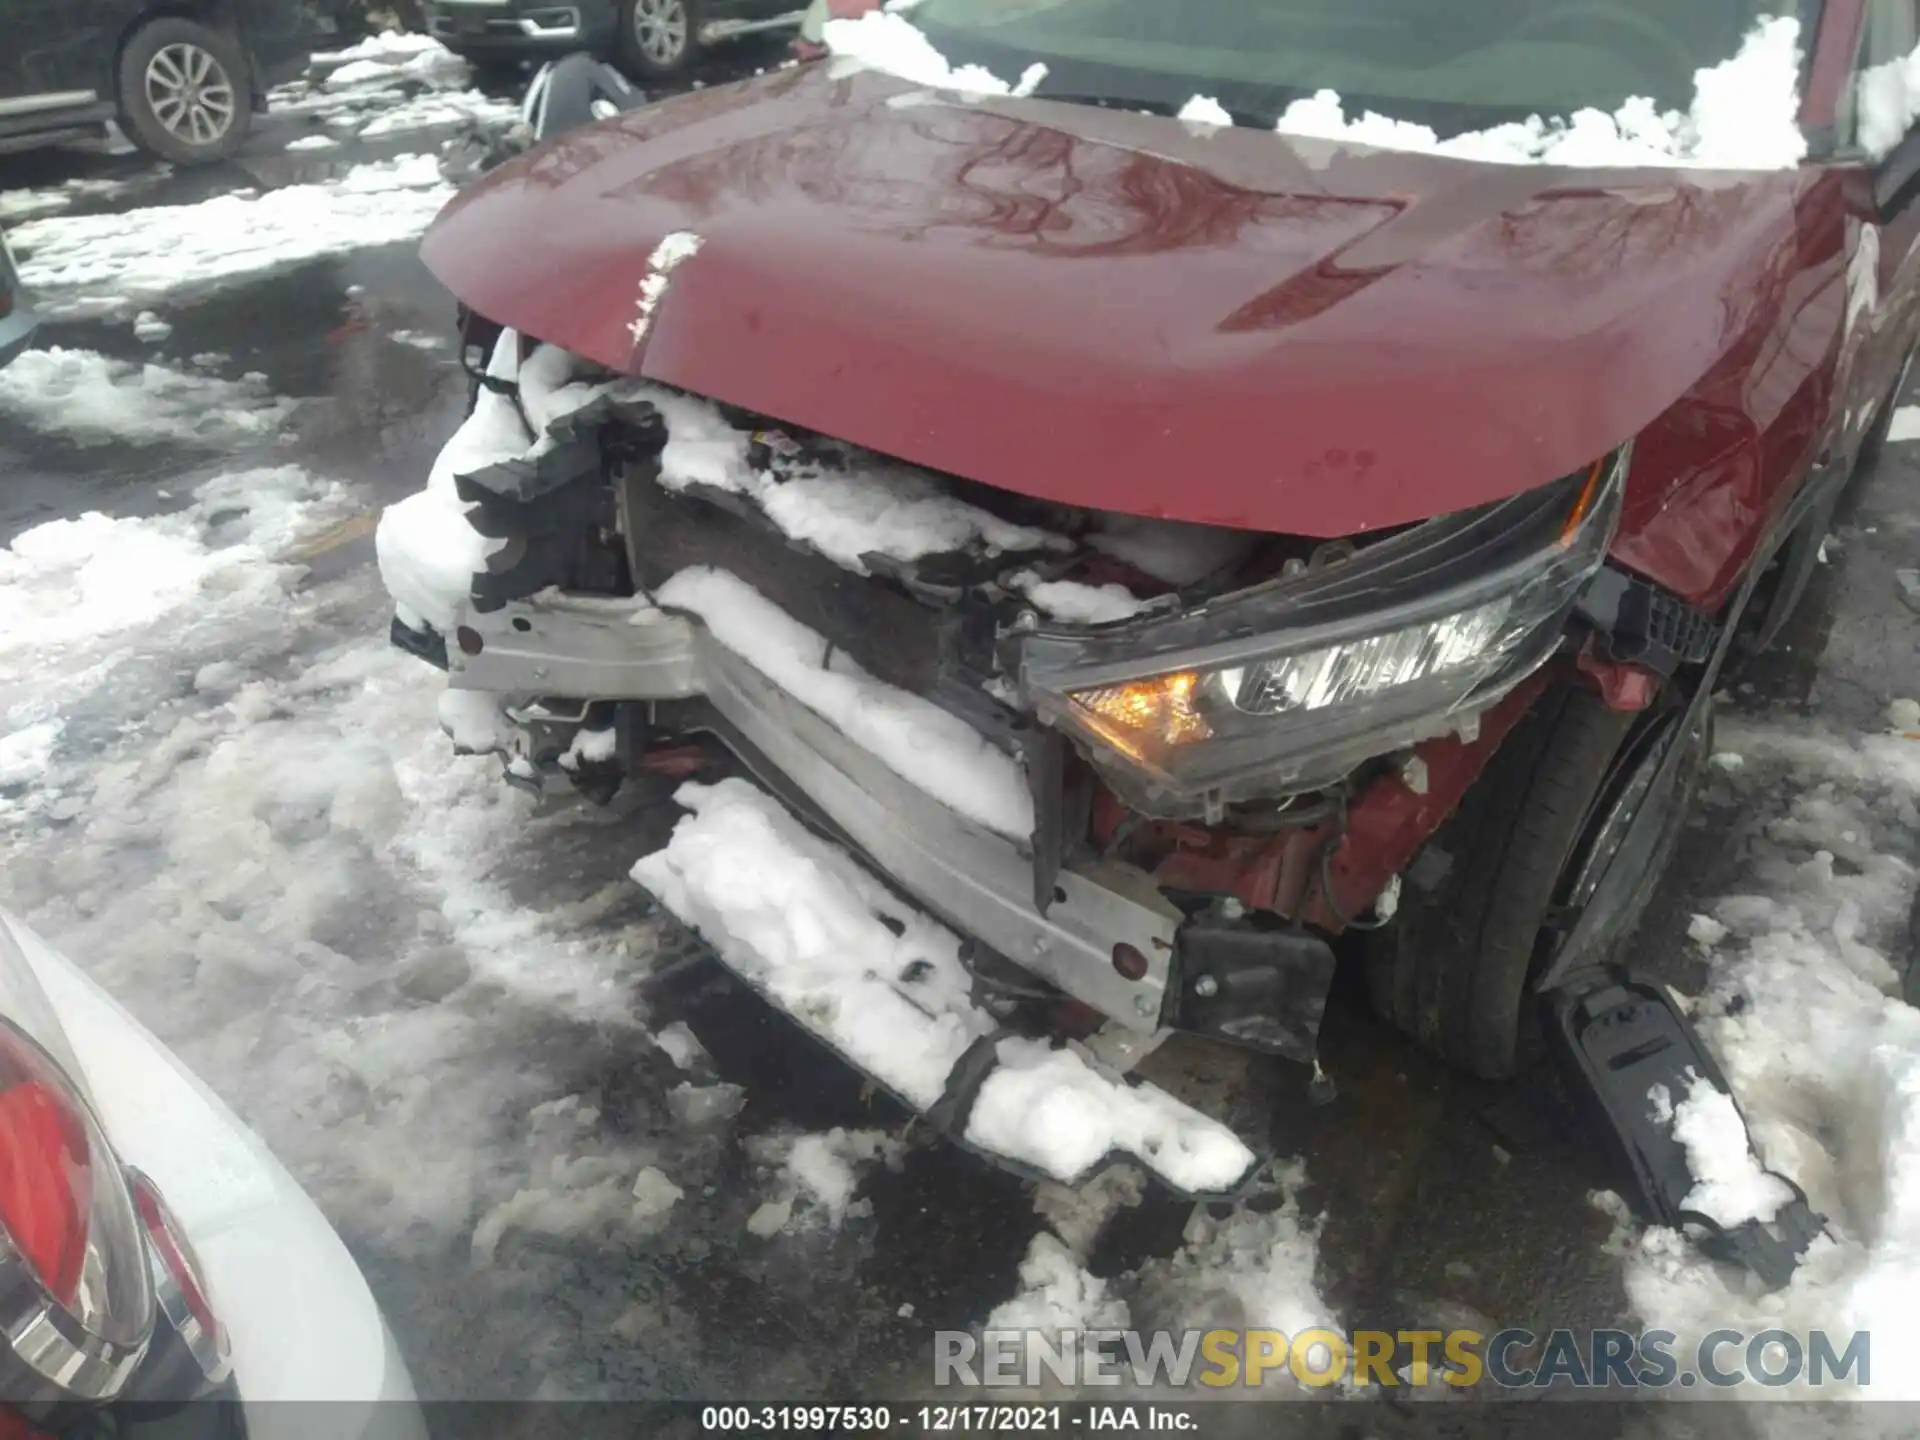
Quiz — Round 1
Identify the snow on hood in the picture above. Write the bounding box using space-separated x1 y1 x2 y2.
826 11 1808 172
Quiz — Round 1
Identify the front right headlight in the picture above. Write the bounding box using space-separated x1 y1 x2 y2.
1019 450 1627 818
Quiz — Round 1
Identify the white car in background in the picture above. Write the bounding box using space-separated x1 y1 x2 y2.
0 909 423 1439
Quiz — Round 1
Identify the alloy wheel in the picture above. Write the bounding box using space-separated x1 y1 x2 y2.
144 43 236 149
630 0 691 65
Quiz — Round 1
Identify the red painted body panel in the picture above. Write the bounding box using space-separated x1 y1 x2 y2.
1093 672 1549 931
421 62 1870 579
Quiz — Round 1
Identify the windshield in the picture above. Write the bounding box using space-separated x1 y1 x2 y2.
907 0 1813 131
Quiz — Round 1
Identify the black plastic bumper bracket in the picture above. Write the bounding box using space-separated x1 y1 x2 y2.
1171 915 1336 1065
1575 566 1719 677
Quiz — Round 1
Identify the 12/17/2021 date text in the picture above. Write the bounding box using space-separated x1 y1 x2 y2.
698 1406 1201 1433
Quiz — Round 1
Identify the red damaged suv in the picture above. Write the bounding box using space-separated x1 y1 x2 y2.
385 0 1914 1273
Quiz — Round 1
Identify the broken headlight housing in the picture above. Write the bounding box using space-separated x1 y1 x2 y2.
1018 451 1627 818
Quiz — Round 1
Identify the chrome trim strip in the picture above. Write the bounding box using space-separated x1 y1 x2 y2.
518 9 581 37
0 91 98 118
449 592 1178 1029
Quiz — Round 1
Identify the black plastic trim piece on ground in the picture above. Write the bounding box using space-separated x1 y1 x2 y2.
1546 968 1826 1290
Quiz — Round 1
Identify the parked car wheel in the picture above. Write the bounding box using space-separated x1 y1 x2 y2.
117 18 252 166
617 0 700 76
1362 680 1711 1080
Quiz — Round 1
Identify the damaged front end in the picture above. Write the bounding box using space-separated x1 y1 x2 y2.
382 325 1626 1194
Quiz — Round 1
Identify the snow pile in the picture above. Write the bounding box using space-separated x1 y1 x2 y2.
9 156 453 318
967 1037 1258 1195
652 1020 709 1072
1009 571 1149 626
314 29 450 67
976 1161 1332 1397
375 330 521 632
380 340 1172 646
631 778 1255 1190
612 383 1060 575
1177 96 1233 128
630 777 994 1109
1087 515 1256 588
1606 722 1920 1396
466 1094 685 1266
270 31 517 142
473 1155 683 1262
985 1232 1131 1366
0 720 62 790
823 11 1046 98
0 174 161 226
1858 40 1920 157
489 343 1060 581
0 467 349 682
1133 1163 1333 1354
746 1127 906 1233
1668 1073 1795 1228
356 89 521 141
0 348 294 448
3 592 668 1264
654 567 1033 837
1277 15 1806 170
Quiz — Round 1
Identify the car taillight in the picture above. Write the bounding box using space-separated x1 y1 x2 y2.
126 1172 229 1385
0 1083 88 1306
0 1022 152 1403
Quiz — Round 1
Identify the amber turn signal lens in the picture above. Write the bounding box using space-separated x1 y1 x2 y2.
1071 671 1211 753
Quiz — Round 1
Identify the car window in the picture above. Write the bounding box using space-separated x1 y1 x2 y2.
1865 0 1920 61
908 0 1807 130
1841 0 1920 152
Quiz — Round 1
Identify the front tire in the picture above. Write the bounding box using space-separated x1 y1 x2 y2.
117 19 252 166
617 0 700 76
1362 681 1704 1079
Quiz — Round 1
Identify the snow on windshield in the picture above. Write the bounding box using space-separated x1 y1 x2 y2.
825 10 1809 171
1858 40 1920 158
1275 14 1806 170
824 9 1047 97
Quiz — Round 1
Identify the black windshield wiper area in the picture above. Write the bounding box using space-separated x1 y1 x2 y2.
1019 92 1280 128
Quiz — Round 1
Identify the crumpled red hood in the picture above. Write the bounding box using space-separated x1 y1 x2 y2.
422 62 1810 537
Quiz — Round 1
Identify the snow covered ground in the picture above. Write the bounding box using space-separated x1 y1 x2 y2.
1601 716 1920 1398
